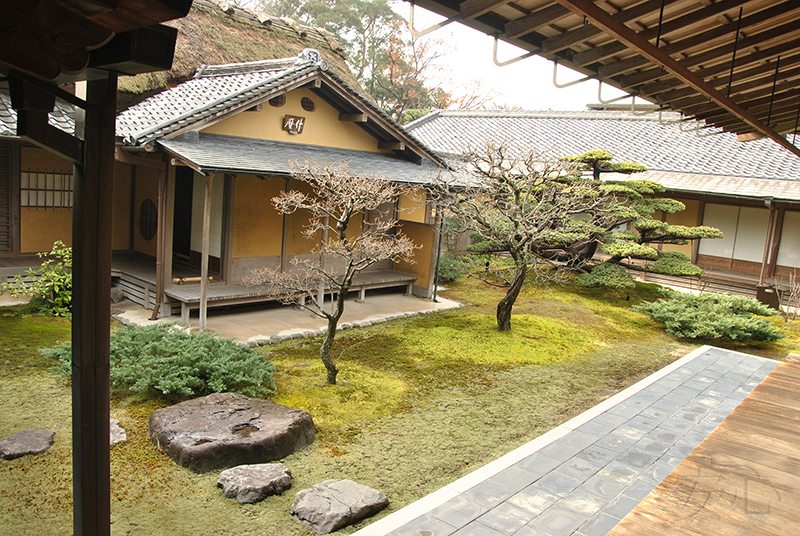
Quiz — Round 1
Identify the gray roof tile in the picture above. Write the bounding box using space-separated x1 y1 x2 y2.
406 110 800 182
160 133 439 185
0 92 75 137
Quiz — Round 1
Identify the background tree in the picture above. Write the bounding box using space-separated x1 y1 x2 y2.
437 140 627 331
558 150 723 286
256 0 495 123
244 160 417 385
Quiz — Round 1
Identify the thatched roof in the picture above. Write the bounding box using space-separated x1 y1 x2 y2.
117 0 356 110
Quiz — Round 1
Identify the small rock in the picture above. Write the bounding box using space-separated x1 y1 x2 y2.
270 336 282 345
340 323 351 330
290 479 388 534
217 463 292 504
256 338 268 346
110 420 127 445
303 331 315 338
110 288 125 304
0 429 56 460
361 321 372 327
247 340 259 348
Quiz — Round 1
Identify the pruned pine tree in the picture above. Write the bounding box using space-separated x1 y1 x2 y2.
244 160 417 385
436 141 630 332
560 150 723 286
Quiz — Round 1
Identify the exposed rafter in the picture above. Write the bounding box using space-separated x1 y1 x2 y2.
552 0 800 157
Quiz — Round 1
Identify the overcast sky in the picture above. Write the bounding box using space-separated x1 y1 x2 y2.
391 1 632 111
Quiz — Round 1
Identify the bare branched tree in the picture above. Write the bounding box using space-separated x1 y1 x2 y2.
434 140 629 331
244 160 418 385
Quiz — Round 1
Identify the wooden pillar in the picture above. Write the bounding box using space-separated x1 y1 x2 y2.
199 172 213 330
163 163 175 299
72 74 116 536
760 208 776 284
769 207 786 277
692 199 705 264
281 179 289 273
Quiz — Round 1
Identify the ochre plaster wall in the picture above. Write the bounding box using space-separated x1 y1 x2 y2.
399 187 427 224
20 210 72 252
133 165 159 257
395 221 433 290
201 88 394 154
21 147 73 173
112 163 131 251
661 198 701 257
19 147 73 252
232 175 285 258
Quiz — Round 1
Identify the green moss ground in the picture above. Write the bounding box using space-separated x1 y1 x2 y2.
1 279 797 535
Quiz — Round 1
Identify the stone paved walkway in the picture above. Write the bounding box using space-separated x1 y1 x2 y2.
352 346 779 536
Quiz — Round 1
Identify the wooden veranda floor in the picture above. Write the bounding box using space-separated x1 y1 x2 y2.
607 356 800 536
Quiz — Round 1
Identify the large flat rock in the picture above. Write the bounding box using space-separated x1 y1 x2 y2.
149 392 315 473
0 429 55 460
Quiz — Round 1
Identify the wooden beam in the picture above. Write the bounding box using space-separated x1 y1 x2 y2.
460 0 511 21
504 4 570 40
737 132 766 142
199 172 213 331
542 0 665 55
572 0 765 68
620 19 800 89
642 39 800 98
339 112 368 122
378 140 405 151
553 0 800 158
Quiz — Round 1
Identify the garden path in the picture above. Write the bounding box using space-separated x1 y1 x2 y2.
351 346 781 536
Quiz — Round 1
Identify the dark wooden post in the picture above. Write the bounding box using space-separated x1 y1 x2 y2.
199 172 213 330
72 74 117 536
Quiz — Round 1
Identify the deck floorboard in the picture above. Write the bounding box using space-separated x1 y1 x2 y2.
607 357 800 536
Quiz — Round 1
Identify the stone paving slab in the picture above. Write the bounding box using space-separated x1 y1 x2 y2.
352 346 779 536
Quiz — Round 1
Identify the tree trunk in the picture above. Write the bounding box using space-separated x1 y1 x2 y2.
496 261 528 332
319 275 352 385
319 316 339 385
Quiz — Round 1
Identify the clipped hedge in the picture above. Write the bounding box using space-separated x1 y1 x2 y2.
41 323 277 399
633 291 784 342
576 263 636 289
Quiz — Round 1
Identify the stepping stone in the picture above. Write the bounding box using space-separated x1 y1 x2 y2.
0 429 56 460
110 419 127 445
291 479 389 534
218 462 292 504
149 392 315 473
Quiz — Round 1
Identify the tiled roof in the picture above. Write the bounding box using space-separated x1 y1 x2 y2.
116 50 444 166
0 92 76 138
405 110 800 182
160 133 440 185
116 54 322 145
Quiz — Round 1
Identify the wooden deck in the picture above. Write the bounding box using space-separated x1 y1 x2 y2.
607 356 800 536
165 270 418 323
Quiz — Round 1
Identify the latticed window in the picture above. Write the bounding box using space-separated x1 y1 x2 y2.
21 171 73 208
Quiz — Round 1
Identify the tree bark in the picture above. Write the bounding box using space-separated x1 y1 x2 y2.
496 261 528 332
319 315 339 385
319 275 352 385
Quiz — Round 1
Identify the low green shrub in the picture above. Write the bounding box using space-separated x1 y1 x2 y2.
437 255 463 283
633 291 784 342
647 251 703 277
575 263 635 289
40 323 277 399
1 241 72 317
